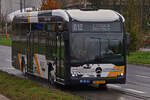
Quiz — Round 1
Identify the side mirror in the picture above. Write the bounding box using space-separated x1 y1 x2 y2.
126 32 130 45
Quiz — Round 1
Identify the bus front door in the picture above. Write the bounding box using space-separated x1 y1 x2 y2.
56 33 65 83
27 31 34 73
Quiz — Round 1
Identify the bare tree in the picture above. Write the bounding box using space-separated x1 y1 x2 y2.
0 10 8 36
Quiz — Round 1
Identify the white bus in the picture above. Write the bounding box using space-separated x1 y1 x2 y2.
11 9 127 86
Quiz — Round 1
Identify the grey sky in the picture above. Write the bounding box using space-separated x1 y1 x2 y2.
1 0 41 15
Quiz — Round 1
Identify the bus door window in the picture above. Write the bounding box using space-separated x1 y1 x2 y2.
46 24 56 60
12 23 28 69
30 23 45 55
27 23 45 73
31 23 44 54
27 23 34 73
56 23 65 79
56 33 65 79
46 23 65 79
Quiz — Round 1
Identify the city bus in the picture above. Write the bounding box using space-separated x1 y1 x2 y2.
11 9 127 86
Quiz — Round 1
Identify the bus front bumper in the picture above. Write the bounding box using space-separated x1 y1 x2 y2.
70 76 126 85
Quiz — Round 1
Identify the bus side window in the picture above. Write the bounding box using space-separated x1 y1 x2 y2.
46 23 66 32
20 24 30 35
46 32 54 59
31 24 44 31
46 24 56 32
30 23 45 54
57 23 64 32
13 24 21 35
45 23 57 61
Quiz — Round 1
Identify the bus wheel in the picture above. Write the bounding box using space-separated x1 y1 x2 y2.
98 84 107 89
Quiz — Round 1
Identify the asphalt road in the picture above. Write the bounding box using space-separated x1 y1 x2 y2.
0 45 150 100
0 45 23 77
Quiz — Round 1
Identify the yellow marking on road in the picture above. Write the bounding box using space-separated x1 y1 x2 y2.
17 53 22 71
34 54 41 77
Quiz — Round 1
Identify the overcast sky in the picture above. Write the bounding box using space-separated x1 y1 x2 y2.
1 0 41 15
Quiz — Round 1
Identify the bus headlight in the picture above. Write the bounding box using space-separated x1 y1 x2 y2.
72 74 75 77
120 73 124 76
118 73 124 76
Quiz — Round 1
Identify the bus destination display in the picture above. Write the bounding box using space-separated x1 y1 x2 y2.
72 22 121 32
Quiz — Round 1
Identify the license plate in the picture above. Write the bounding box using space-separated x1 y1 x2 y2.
94 80 106 84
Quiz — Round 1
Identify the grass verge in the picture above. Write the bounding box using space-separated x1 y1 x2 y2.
0 34 11 46
127 51 150 65
0 71 83 100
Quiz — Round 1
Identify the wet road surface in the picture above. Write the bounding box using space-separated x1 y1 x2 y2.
0 45 150 100
0 45 23 77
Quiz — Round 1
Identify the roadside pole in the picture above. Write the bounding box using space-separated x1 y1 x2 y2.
5 23 7 39
0 0 1 17
20 0 22 12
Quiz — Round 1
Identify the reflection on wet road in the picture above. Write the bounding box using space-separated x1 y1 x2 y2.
0 45 150 100
68 85 145 100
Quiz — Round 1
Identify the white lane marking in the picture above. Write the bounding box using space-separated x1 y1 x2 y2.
125 88 145 94
108 84 121 88
136 75 150 79
108 84 145 94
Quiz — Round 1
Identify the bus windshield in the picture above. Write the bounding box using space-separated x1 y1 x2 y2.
70 22 124 64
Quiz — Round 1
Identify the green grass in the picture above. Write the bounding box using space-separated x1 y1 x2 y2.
0 34 11 46
127 51 150 64
0 71 83 100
